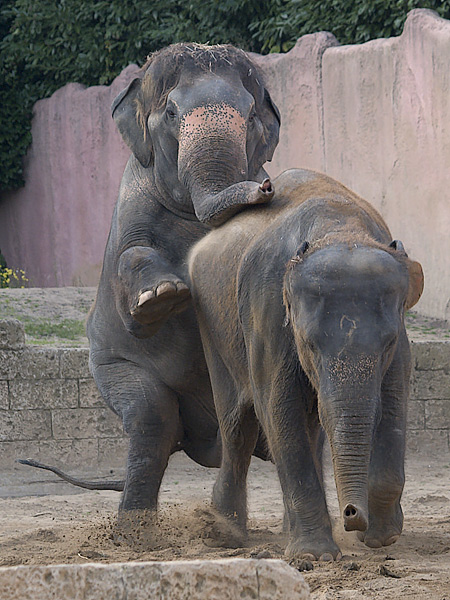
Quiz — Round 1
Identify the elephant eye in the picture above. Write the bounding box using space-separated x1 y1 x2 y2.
165 106 177 120
248 111 257 123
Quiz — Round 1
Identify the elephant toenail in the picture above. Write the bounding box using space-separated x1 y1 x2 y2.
301 553 316 561
156 282 175 296
137 290 154 306
320 553 334 561
383 535 400 546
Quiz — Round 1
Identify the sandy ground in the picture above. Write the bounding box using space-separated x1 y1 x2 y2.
1 452 449 599
1 287 450 597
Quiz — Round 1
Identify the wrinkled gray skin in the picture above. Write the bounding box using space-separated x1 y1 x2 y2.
85 44 280 512
189 168 424 560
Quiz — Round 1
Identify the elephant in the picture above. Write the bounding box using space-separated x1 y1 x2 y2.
87 43 280 513
188 168 424 560
20 44 280 512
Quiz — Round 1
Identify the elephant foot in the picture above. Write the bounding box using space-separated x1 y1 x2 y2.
357 501 403 548
131 279 191 324
286 533 341 561
211 476 247 533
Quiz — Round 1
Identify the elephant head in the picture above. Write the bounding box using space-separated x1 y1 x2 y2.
112 43 280 226
284 238 424 533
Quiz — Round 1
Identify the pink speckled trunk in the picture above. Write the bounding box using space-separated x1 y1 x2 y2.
178 105 271 226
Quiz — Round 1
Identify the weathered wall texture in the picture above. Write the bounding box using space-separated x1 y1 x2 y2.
0 64 140 287
0 320 449 472
258 9 450 321
0 559 310 600
320 9 450 322
0 321 127 472
0 10 449 318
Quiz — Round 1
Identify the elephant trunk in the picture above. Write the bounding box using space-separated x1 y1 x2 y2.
319 390 380 533
178 105 273 226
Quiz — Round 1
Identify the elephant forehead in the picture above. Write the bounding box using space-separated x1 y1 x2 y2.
180 104 246 141
301 246 405 285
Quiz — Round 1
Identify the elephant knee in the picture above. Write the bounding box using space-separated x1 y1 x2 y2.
123 400 181 443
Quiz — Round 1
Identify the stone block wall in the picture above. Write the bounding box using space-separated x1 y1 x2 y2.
0 320 449 472
0 320 127 471
408 340 450 455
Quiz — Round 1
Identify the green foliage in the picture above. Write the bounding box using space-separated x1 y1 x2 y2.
1 0 450 192
250 1 450 54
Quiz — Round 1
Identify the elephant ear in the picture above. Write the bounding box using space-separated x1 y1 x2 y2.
389 240 424 310
405 259 424 310
112 78 152 168
252 88 281 172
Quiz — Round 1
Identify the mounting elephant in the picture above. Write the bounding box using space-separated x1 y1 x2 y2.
189 168 424 560
88 43 280 512
20 44 280 511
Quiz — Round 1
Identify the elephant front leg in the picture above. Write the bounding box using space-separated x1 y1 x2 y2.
261 399 340 561
204 352 258 539
212 406 259 535
117 246 191 337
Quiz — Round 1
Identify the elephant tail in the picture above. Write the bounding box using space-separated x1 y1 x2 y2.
17 458 124 491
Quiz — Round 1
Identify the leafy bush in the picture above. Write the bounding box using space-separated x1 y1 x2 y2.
1 0 450 192
250 0 450 54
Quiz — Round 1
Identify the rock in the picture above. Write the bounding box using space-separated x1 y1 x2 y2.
0 319 25 349
0 559 310 599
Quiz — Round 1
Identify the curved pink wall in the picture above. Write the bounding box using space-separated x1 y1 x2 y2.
0 9 449 319
319 9 450 321
0 64 140 287
256 9 450 321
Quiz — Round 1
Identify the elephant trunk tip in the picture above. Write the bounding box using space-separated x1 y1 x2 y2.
343 503 368 532
259 177 273 196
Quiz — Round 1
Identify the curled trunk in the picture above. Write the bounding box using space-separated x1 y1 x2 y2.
178 118 273 226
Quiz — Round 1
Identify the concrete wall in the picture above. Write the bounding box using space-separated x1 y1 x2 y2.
0 64 140 287
0 320 449 472
0 10 449 318
0 559 310 600
257 9 450 321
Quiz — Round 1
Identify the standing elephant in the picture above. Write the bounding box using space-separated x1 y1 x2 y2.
189 168 424 559
20 44 279 512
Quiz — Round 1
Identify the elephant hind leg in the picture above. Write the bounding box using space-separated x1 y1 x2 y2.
212 402 259 533
206 353 258 536
92 361 182 513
